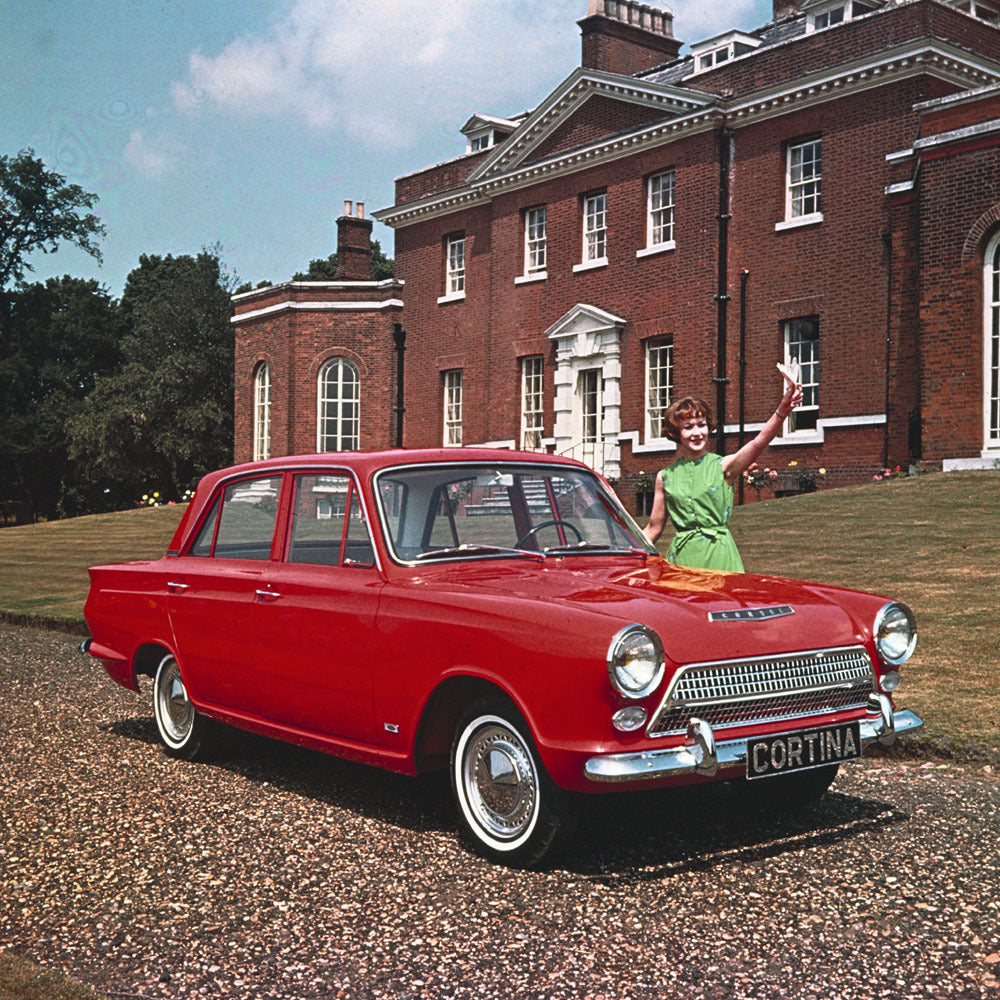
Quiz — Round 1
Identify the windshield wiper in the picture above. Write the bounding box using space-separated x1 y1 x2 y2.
414 544 545 562
544 542 650 557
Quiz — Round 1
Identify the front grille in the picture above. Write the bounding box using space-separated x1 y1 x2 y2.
648 646 875 737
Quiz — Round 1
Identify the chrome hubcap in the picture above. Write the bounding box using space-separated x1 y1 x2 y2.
463 724 537 840
157 659 193 744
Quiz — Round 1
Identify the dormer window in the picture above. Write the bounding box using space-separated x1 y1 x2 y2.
805 0 880 32
467 130 495 153
461 114 519 156
690 31 761 73
949 0 1000 25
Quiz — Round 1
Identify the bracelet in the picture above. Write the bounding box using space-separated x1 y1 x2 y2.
775 409 790 419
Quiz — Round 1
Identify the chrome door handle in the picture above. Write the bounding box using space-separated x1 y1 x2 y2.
167 581 189 592
255 589 281 601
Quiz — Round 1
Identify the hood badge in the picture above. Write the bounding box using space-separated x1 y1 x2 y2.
710 605 794 622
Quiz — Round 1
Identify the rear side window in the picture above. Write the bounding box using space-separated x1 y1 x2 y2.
188 476 282 560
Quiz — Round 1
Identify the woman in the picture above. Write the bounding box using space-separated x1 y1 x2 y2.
643 379 803 571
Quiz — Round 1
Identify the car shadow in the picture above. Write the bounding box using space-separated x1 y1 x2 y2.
105 716 910 877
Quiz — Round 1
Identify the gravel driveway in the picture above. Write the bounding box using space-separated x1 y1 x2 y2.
2 625 998 1000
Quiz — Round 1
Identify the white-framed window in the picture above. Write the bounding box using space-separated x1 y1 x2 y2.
439 235 465 303
645 339 674 441
807 0 880 31
443 370 463 446
582 192 607 265
782 138 822 227
983 234 1000 451
317 357 360 452
783 319 819 433
252 362 271 461
468 130 494 153
521 356 544 450
524 207 547 276
645 171 675 252
691 31 762 70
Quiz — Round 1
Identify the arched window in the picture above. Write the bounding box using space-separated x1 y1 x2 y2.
317 357 360 452
252 363 271 461
985 235 1000 453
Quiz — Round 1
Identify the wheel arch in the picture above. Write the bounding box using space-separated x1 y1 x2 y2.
133 642 175 685
413 675 525 775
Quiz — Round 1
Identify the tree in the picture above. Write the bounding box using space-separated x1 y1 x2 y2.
292 240 395 281
0 149 106 290
68 251 234 505
0 276 122 521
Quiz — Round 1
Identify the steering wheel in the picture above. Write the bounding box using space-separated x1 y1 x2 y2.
515 519 583 549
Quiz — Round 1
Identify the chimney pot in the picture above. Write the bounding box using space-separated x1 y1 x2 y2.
356 202 365 219
344 199 353 216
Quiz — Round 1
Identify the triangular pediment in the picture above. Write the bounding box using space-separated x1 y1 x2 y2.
466 67 717 185
545 303 627 341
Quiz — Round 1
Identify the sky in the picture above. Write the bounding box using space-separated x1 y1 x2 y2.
4 0 771 297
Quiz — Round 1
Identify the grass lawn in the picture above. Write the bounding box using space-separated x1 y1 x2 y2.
0 470 997 750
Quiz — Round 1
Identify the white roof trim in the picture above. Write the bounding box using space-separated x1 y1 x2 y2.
232 299 405 324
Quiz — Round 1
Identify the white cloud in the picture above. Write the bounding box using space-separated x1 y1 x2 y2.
172 0 772 150
123 128 183 177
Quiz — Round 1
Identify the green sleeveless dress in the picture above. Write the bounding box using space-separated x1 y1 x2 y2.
661 453 744 572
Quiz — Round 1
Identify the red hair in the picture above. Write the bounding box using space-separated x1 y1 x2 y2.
663 396 715 442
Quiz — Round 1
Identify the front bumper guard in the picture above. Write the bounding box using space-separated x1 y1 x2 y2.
584 694 923 784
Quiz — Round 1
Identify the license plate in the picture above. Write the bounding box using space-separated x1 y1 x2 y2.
746 721 862 780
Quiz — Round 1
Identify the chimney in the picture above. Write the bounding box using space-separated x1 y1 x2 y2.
579 0 682 76
336 199 374 281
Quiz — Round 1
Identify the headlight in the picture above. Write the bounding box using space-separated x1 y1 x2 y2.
874 602 917 665
607 625 665 699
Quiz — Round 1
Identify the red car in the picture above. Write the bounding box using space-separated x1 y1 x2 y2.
84 449 922 866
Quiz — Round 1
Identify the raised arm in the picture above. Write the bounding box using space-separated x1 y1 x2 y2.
721 380 803 484
643 473 667 544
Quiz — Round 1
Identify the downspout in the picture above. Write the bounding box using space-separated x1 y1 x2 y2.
738 268 749 504
393 322 406 447
714 128 733 457
882 232 892 469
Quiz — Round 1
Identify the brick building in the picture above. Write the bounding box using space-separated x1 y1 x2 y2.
235 0 1000 510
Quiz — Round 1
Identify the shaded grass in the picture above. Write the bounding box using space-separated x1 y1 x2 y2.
0 953 108 1000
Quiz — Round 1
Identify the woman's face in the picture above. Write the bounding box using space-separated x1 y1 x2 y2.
677 413 710 456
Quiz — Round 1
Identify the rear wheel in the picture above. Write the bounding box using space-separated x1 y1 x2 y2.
153 654 208 760
450 697 576 867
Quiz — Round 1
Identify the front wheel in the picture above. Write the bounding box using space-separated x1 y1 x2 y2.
153 653 208 760
450 697 577 868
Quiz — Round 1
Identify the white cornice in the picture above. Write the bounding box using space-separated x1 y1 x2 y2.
231 299 405 324
231 278 403 305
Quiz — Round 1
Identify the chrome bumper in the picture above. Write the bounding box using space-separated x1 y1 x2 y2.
584 694 923 784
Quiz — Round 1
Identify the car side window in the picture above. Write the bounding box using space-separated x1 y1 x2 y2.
211 477 283 560
288 473 375 568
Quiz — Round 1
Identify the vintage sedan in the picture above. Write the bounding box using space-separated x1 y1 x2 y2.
84 449 922 866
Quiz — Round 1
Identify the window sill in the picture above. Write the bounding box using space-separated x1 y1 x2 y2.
437 291 466 305
573 258 609 274
636 241 676 259
514 271 547 285
775 213 823 232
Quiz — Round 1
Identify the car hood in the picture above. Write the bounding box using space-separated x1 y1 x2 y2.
418 555 877 665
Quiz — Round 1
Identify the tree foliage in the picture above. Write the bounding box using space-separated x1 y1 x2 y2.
67 251 234 507
0 149 106 290
0 277 122 521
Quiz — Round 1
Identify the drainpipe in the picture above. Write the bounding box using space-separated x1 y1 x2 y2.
882 232 892 469
714 128 733 457
738 268 749 504
392 323 406 447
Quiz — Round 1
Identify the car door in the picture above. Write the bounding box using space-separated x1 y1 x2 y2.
164 474 284 714
246 470 383 744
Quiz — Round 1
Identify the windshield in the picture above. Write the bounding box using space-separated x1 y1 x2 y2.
375 462 655 563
